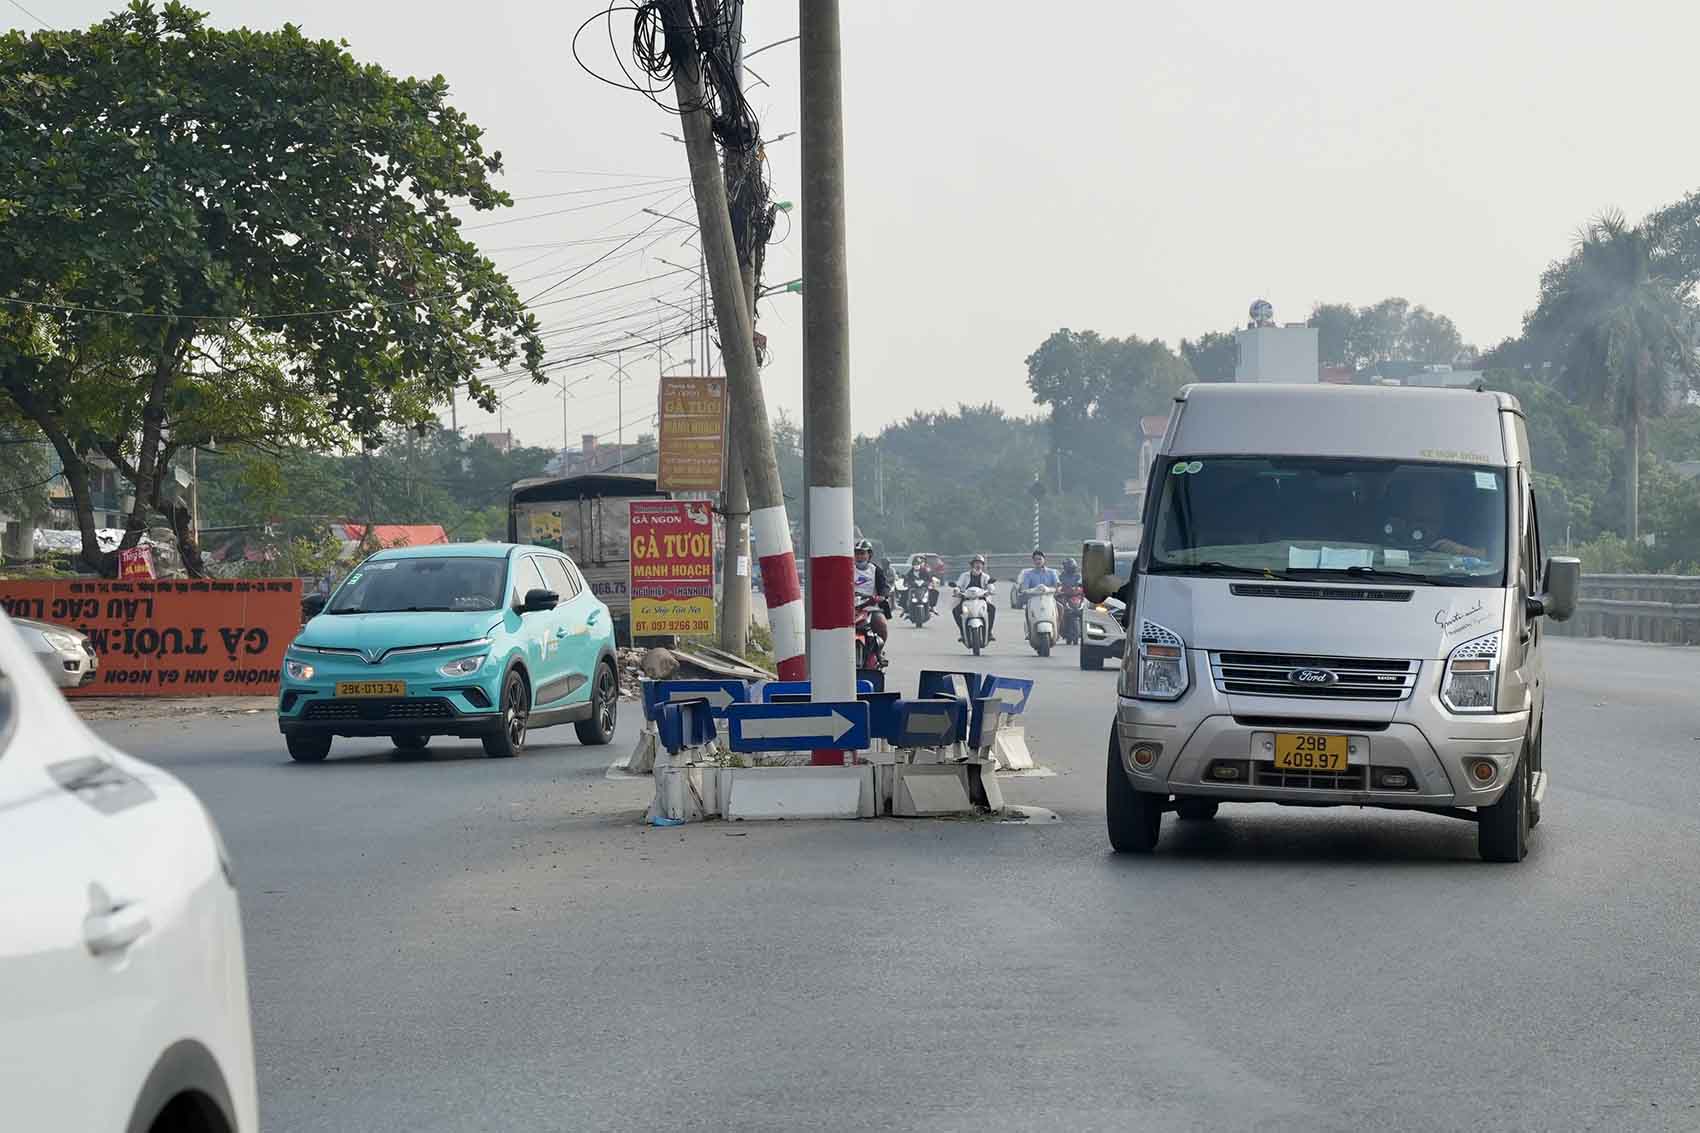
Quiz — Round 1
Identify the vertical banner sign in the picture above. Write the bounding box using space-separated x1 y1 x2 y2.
629 500 716 636
657 375 728 493
118 546 155 580
0 578 300 696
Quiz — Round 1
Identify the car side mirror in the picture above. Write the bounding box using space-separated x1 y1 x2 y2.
1536 556 1581 622
521 588 559 613
301 594 327 620
1082 540 1126 603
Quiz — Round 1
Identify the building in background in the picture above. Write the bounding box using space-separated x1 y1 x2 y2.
1233 299 1320 384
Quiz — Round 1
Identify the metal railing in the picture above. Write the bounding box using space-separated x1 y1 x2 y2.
1548 573 1700 645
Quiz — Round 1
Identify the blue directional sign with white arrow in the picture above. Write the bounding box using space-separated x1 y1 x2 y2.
725 701 871 753
648 679 748 717
984 675 1035 716
896 699 965 748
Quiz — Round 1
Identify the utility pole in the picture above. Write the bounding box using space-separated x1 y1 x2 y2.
801 0 854 757
661 0 804 679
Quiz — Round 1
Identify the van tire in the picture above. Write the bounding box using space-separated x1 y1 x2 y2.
1176 798 1219 820
1106 734 1163 853
287 735 330 763
1080 646 1104 671
1478 750 1530 863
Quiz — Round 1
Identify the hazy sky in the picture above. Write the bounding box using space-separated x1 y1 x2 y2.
23 2 1700 454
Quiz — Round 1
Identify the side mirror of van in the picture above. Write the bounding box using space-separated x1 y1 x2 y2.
1535 556 1581 622
1082 540 1123 604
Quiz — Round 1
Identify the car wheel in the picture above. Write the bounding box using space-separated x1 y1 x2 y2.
1175 798 1219 821
287 735 331 763
1080 646 1104 671
482 671 529 758
574 660 619 746
1478 750 1530 863
1106 733 1163 853
392 734 430 754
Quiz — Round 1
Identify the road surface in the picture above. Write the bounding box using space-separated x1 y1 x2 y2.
100 598 1700 1131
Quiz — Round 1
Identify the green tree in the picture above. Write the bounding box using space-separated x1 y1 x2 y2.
1527 211 1697 538
0 4 544 575
1309 303 1356 367
1179 332 1238 381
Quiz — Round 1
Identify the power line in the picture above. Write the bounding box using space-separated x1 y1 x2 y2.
5 0 47 28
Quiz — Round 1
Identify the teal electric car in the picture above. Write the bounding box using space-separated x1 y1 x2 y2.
278 543 619 762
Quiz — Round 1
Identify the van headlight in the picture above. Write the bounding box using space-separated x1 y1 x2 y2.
284 659 315 681
438 654 488 678
1127 619 1189 700
1441 631 1500 713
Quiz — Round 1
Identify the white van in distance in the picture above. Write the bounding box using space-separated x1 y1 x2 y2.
1084 383 1580 862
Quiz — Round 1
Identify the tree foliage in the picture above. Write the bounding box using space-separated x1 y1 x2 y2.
1308 298 1468 370
0 4 544 574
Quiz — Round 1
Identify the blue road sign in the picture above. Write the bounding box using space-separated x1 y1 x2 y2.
969 697 1007 750
759 679 877 702
858 691 903 742
984 675 1035 717
896 699 965 748
919 670 983 702
725 701 871 753
647 679 749 719
655 699 718 753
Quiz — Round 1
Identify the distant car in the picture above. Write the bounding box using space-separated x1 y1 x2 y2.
278 542 621 762
1079 596 1127 671
0 611 257 1131
15 617 98 689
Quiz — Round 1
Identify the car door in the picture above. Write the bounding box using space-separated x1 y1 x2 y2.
535 554 599 708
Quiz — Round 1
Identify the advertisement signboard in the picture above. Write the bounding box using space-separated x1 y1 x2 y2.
629 500 715 637
117 546 156 580
0 577 301 696
656 375 727 493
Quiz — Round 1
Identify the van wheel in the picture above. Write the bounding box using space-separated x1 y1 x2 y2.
1080 646 1104 671
1106 734 1163 853
575 661 619 746
287 735 330 763
483 671 529 758
1478 751 1530 863
1176 798 1219 820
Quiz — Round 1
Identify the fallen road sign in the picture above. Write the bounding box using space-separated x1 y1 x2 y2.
725 701 870 752
896 699 964 748
648 679 748 717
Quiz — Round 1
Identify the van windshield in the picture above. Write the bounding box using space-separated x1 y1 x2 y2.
328 557 508 614
1147 457 1507 586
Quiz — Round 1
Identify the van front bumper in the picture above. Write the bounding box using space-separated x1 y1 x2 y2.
1114 662 1529 808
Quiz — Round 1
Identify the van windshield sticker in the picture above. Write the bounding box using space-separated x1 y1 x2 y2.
1170 463 1189 475
1474 471 1498 490
363 562 399 571
1185 461 1203 474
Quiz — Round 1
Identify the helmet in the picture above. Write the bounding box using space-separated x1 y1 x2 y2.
971 553 986 565
911 553 925 565
1064 557 1078 572
854 539 873 555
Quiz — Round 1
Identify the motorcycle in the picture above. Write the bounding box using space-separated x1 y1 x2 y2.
1022 584 1059 657
1059 583 1086 645
956 585 991 657
854 595 889 672
900 574 936 626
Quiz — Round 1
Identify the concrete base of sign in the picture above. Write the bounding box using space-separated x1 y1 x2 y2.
990 724 1035 772
886 761 1004 816
646 755 1004 823
724 765 875 821
623 725 659 776
649 764 719 823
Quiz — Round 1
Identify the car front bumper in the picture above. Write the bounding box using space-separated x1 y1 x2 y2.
1113 651 1528 808
277 650 504 738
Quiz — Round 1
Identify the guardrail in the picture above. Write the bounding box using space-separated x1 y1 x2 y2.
1548 573 1700 645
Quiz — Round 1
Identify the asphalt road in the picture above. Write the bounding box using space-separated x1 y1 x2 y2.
101 597 1700 1131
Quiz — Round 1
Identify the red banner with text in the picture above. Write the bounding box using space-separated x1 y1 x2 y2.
629 500 715 637
0 577 300 696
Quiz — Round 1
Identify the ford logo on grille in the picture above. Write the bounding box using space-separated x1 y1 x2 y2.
1288 667 1338 686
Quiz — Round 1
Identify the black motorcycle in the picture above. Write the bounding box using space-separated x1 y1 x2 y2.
900 575 935 626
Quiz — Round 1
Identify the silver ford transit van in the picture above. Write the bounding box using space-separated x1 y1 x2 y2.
1083 383 1580 862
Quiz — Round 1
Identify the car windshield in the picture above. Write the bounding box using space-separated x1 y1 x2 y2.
327 557 508 614
1147 456 1507 586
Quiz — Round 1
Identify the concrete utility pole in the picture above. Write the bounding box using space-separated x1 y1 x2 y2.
800 0 854 758
661 0 805 679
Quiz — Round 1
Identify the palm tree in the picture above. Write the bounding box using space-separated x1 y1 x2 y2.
1534 211 1697 540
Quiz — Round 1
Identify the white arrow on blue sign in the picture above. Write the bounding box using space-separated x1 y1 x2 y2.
726 701 871 752
655 679 748 714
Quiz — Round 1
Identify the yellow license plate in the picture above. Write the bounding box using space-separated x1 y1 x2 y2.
335 680 406 697
1273 733 1349 771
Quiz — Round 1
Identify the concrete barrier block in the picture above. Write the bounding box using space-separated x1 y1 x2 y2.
892 764 974 816
991 724 1035 772
625 724 658 775
649 765 722 823
724 765 874 820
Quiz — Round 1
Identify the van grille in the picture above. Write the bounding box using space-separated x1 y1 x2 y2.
1253 764 1368 790
1210 652 1419 701
1230 584 1413 602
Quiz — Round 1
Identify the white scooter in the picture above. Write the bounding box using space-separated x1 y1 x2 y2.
1022 584 1059 658
957 585 991 657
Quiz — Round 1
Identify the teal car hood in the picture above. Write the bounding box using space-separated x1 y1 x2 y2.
294 610 504 654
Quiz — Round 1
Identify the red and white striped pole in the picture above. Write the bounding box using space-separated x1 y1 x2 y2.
752 505 806 680
801 0 855 765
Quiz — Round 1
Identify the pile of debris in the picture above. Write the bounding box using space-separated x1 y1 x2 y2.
615 643 775 701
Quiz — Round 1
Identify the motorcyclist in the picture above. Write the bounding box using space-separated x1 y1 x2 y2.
903 554 935 614
1057 556 1084 640
853 539 891 646
1015 549 1061 609
1058 557 1082 590
953 554 997 642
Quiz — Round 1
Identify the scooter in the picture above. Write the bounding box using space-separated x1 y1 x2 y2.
900 576 934 626
957 585 991 657
1023 584 1059 657
854 595 889 672
1059 583 1086 645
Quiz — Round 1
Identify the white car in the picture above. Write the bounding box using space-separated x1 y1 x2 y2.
16 616 99 689
0 612 257 1131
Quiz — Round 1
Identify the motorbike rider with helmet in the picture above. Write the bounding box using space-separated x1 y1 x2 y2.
1058 556 1082 590
853 539 892 645
953 554 997 642
905 554 938 613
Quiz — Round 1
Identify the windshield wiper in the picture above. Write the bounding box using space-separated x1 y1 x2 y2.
326 607 363 615
1148 560 1291 579
1287 565 1477 587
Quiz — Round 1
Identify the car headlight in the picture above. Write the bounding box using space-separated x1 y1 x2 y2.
438 654 488 678
1441 631 1500 713
1127 619 1189 700
1086 623 1107 639
42 630 83 652
284 659 315 681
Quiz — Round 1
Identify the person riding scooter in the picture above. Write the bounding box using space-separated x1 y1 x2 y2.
953 554 997 642
853 539 891 644
1057 556 1085 643
1015 549 1060 609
